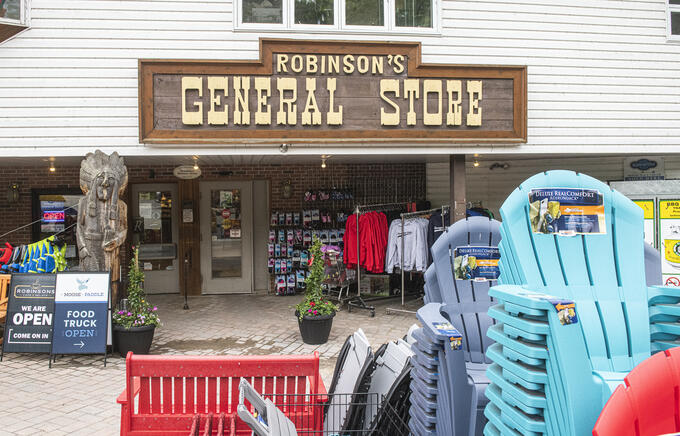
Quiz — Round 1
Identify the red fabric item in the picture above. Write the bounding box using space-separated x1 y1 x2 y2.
0 242 12 265
344 212 388 273
344 214 358 269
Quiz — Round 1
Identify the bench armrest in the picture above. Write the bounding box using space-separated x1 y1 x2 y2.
117 377 141 405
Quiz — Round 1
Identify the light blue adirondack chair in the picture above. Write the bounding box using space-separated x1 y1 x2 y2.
412 216 502 436
483 170 680 436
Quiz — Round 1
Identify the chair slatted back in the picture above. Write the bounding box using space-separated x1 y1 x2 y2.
429 216 501 364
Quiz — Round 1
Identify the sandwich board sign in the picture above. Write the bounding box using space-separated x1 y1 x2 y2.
1 274 57 358
50 272 109 367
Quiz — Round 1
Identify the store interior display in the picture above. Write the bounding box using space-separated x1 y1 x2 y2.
268 209 346 296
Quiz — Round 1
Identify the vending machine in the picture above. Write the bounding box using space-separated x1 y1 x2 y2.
611 180 680 287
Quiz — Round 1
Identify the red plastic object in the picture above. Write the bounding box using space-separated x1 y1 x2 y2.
118 352 327 436
593 347 680 436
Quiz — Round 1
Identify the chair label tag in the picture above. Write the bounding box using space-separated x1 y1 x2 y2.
528 188 605 235
519 292 579 325
453 246 500 281
433 322 463 350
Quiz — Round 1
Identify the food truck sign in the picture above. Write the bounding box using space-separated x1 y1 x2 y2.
139 39 527 144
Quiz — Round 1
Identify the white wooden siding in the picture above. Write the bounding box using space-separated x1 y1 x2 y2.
0 0 679 156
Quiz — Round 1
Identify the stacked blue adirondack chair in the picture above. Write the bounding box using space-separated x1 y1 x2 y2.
411 216 502 436
483 170 680 435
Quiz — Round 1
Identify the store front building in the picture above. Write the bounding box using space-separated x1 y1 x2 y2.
0 1 679 297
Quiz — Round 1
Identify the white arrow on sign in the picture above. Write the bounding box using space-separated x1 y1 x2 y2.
74 341 84 349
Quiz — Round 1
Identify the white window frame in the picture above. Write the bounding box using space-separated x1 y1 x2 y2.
0 0 28 26
235 0 440 35
668 0 680 42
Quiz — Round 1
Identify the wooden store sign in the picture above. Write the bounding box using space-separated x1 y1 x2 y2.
139 39 527 143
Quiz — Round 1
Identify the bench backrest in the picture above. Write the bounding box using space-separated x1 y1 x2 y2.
125 352 322 434
429 216 501 364
498 170 650 372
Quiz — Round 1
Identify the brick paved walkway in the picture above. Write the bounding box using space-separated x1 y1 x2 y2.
0 293 420 435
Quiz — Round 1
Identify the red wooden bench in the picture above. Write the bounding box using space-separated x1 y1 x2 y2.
118 351 327 436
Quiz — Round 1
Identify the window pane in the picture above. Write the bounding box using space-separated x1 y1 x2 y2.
242 0 283 24
671 0 680 5
0 0 21 21
210 189 242 278
295 0 334 25
673 12 680 35
395 0 432 28
346 0 384 26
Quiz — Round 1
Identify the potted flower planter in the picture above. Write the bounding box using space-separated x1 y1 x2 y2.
295 238 338 345
113 324 156 356
112 247 161 357
296 311 335 345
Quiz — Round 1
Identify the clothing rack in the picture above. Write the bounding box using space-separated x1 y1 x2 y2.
349 202 410 316
386 205 451 316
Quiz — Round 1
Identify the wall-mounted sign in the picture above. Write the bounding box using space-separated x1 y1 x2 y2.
624 157 664 181
1 274 56 356
139 39 527 144
633 200 655 247
173 165 202 179
659 200 680 287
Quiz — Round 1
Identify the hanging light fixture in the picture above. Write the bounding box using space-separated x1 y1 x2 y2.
193 156 199 170
473 160 480 168
49 157 56 172
321 154 330 169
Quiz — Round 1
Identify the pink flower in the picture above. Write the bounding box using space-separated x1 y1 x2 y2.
314 310 318 315
153 307 158 311
308 309 313 313
310 302 315 306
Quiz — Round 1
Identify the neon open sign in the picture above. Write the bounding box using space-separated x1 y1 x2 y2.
43 211 65 223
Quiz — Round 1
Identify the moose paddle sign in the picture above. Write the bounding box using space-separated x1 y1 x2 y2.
50 272 110 367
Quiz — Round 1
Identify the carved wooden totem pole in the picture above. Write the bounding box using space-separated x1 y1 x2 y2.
76 151 128 304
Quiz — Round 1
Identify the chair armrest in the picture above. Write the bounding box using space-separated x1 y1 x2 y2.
489 284 558 311
649 285 680 304
417 303 463 350
117 377 140 405
649 286 680 353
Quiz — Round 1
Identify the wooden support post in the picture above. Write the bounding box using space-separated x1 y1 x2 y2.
450 155 467 223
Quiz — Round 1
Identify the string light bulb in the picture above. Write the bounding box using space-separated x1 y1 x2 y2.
49 163 56 172
473 160 480 168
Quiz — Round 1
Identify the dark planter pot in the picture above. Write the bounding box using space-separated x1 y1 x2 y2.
113 324 155 357
296 311 335 345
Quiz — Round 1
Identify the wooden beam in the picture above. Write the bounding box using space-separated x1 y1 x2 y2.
450 155 467 222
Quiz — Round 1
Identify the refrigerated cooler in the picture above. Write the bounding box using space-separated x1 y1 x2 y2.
611 180 680 287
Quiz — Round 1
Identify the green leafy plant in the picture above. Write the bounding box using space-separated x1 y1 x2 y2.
295 238 338 320
112 247 161 329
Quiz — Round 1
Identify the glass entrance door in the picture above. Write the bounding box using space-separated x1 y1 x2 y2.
200 181 253 294
131 184 179 294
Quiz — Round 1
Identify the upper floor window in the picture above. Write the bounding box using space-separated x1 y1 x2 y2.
670 0 680 40
238 0 438 33
0 0 25 25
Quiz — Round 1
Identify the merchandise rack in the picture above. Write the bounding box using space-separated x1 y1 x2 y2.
348 202 411 316
386 205 451 316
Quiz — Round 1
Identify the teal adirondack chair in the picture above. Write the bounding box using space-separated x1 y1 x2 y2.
484 170 680 436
